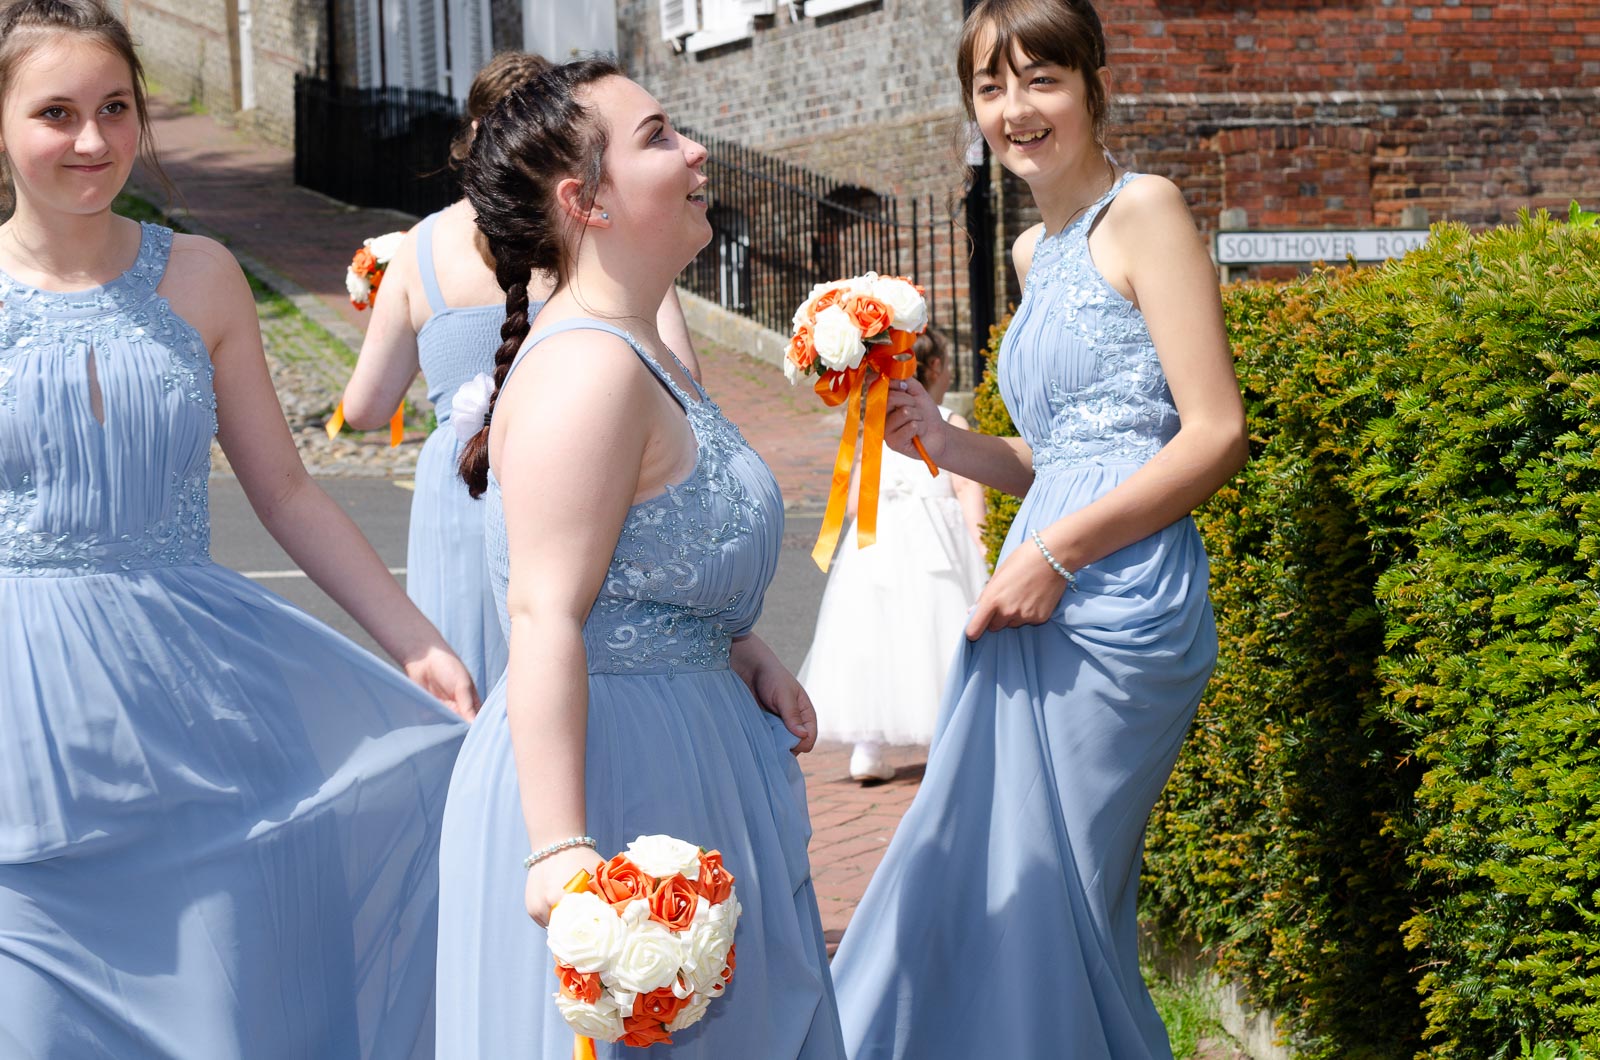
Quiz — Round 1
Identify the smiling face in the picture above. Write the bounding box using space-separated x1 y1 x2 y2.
968 28 1104 186
0 33 138 218
587 75 711 270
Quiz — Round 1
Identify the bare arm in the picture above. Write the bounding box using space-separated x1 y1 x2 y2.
340 230 422 429
658 287 701 383
491 331 671 924
962 178 1247 638
178 236 476 717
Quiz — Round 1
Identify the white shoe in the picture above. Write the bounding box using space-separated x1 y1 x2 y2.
849 742 896 783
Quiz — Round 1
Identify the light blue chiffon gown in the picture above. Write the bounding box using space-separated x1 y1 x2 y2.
436 319 847 1059
0 223 467 1059
831 173 1218 1059
405 209 543 693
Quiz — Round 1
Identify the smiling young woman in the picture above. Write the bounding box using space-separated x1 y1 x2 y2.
829 1 1249 1057
0 2 476 1057
433 59 846 1058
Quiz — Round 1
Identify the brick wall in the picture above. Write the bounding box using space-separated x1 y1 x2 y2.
125 0 328 145
619 0 1600 308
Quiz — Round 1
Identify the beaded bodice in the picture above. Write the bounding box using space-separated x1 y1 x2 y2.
998 173 1180 474
0 224 217 576
413 210 526 427
484 319 782 676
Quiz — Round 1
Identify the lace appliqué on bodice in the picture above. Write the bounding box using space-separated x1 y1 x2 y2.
486 320 781 677
591 386 766 676
0 224 216 575
1003 174 1181 473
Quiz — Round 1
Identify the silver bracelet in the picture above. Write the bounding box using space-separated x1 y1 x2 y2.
522 835 597 870
1030 529 1079 592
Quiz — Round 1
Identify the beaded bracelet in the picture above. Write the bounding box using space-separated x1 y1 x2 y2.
522 835 597 870
1030 529 1079 592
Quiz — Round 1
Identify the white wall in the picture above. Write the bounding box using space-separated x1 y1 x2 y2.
523 0 618 60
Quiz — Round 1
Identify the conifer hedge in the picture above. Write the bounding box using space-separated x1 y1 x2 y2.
967 209 1600 1057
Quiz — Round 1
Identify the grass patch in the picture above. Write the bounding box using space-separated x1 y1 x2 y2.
1147 970 1224 1059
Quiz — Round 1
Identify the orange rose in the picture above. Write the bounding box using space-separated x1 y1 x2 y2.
620 1013 674 1047
787 326 817 371
811 288 844 315
593 853 654 912
351 247 379 278
555 962 602 1004
694 850 736 905
632 984 688 1024
648 872 699 932
845 295 893 339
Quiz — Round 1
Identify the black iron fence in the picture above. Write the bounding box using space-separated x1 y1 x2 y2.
289 83 986 384
294 75 461 217
682 127 984 389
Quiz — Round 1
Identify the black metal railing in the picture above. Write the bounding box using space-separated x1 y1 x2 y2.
682 128 982 389
293 75 461 217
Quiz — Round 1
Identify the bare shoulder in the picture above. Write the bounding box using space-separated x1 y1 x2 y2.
160 234 253 349
166 231 246 284
499 327 655 419
1011 222 1047 283
1107 175 1199 237
945 410 972 431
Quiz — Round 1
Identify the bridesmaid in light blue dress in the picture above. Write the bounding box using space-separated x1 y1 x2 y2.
435 59 845 1058
0 4 472 1056
340 55 702 694
832 2 1248 1057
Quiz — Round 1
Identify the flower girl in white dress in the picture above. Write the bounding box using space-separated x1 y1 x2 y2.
798 330 988 781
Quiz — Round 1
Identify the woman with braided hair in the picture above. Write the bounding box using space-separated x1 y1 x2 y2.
338 50 700 697
434 58 846 1057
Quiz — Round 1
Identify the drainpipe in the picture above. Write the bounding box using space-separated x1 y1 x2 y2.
238 0 256 110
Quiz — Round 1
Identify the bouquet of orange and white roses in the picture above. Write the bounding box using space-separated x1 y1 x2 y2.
547 835 740 1050
344 231 406 311
785 272 937 571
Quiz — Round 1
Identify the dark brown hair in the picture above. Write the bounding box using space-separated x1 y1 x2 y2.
956 0 1110 147
0 0 170 211
457 56 620 498
912 327 951 387
447 50 554 170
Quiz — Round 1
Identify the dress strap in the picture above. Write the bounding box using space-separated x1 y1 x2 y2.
1081 171 1141 235
414 212 447 315
506 317 698 410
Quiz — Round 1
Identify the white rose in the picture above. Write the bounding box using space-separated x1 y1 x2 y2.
607 918 684 997
869 275 929 334
553 992 626 1042
623 835 701 881
546 891 625 974
783 354 801 386
344 269 371 305
364 230 407 264
665 989 714 1033
679 908 735 995
812 305 866 371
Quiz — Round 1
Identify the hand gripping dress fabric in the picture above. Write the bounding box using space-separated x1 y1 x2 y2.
0 223 467 1059
830 174 1218 1060
434 319 847 1059
405 209 543 694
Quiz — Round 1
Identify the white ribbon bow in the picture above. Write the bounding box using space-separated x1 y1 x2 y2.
451 372 496 445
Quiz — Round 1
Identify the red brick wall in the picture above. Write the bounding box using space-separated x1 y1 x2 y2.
1106 0 1598 96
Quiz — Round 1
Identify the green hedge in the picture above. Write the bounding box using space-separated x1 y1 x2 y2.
968 209 1600 1057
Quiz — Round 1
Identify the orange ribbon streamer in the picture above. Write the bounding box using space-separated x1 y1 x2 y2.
324 400 405 447
562 870 601 1060
810 330 938 572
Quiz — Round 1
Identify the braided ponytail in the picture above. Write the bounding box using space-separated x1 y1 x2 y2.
456 56 621 497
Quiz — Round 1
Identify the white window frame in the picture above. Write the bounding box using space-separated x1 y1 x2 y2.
801 0 874 17
684 0 774 53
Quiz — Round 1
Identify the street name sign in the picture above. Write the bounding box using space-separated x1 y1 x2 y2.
1215 229 1431 265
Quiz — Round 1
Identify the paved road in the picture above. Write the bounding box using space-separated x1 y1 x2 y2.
207 474 829 672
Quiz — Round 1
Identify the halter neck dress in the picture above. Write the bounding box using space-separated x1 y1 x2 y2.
435 318 847 1059
831 173 1217 1059
0 222 465 1058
